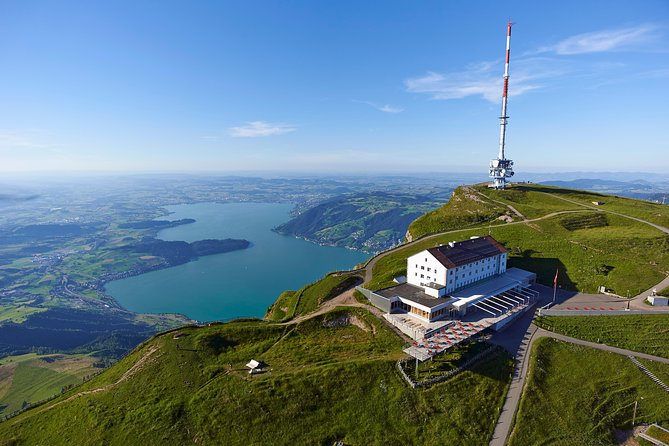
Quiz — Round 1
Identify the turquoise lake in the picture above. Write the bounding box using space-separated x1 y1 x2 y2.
105 202 369 322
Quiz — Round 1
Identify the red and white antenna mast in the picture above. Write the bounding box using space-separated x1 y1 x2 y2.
489 20 515 189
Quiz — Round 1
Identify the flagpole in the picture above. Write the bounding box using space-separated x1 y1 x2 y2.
552 269 559 304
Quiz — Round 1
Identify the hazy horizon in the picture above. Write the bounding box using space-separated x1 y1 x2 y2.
1 1 668 173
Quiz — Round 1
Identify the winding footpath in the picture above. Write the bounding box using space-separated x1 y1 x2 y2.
490 325 669 446
489 192 669 446
361 208 602 285
289 190 669 446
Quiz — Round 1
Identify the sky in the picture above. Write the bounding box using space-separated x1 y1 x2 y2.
0 0 668 174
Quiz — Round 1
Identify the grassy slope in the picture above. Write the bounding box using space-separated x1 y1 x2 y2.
407 186 508 239
0 354 98 415
0 308 513 446
509 338 669 446
369 211 669 294
265 273 362 322
534 315 669 359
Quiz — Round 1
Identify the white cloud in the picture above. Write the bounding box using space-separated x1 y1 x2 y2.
406 23 664 103
548 24 659 55
353 100 404 113
405 64 543 103
229 121 296 138
0 130 52 149
0 129 64 157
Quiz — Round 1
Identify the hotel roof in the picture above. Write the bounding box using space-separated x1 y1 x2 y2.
376 283 455 309
427 235 507 268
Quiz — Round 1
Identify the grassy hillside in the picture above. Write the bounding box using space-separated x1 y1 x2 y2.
0 353 99 416
275 191 447 251
407 186 508 239
0 308 513 445
508 338 669 445
370 184 669 295
534 315 669 359
265 272 363 322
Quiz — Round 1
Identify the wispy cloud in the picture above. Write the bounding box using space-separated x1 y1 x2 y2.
353 100 404 113
406 23 664 103
0 131 51 149
0 129 63 154
229 121 296 138
545 24 660 55
405 62 546 103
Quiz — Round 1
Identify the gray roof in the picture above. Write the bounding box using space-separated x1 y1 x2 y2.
427 235 507 268
376 283 455 309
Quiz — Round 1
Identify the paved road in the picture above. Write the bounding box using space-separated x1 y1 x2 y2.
488 281 669 446
488 286 552 446
545 193 669 311
489 315 669 446
292 189 669 445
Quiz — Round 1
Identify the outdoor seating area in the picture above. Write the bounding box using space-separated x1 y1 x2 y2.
404 321 492 361
384 313 453 340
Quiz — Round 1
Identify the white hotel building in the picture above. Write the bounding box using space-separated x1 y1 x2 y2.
359 236 537 338
407 236 508 298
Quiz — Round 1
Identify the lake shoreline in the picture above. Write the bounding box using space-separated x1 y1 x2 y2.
105 202 369 322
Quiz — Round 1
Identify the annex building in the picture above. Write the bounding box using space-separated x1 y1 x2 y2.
358 236 537 343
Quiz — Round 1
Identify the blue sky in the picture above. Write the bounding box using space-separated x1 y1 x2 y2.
0 0 667 174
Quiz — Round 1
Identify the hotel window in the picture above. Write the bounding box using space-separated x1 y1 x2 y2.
427 267 431 272
415 273 417 276
421 266 425 270
420 274 424 278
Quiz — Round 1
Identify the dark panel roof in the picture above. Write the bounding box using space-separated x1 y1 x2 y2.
427 236 507 268
375 283 453 308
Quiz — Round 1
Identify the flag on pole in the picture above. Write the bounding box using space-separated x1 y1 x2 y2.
553 269 559 288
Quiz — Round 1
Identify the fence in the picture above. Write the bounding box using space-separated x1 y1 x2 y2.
397 344 500 389
539 309 660 317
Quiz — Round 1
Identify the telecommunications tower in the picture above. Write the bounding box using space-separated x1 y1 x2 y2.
489 21 515 189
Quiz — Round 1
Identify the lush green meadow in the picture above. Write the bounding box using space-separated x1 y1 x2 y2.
0 308 513 446
483 183 669 228
534 315 669 359
0 353 98 416
408 186 507 239
369 210 669 295
508 338 669 446
265 272 362 322
479 184 586 219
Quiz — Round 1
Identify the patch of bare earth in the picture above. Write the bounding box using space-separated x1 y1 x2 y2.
31 355 97 377
322 312 373 334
